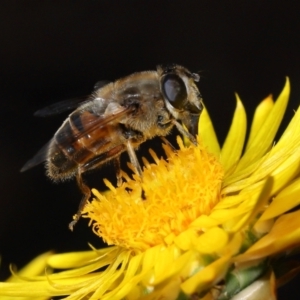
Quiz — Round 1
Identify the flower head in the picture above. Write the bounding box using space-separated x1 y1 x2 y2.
1 78 300 299
85 138 223 251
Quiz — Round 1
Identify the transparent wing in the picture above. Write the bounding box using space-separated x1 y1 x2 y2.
34 81 111 117
21 105 134 172
34 96 90 117
20 140 53 172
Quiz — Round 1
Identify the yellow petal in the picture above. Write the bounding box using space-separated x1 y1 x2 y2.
245 95 274 151
1 252 53 300
199 106 220 156
193 227 229 254
153 245 181 283
235 77 290 173
174 229 196 251
223 106 300 195
260 177 300 221
0 275 98 298
235 211 300 262
140 277 181 300
153 249 203 285
181 254 231 295
190 214 222 229
6 251 53 282
211 186 268 231
47 248 114 269
228 177 273 232
112 256 144 297
141 245 168 284
220 94 247 174
219 232 243 257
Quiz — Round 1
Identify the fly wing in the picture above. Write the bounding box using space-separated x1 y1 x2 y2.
34 96 90 117
34 81 111 117
21 104 134 172
20 140 53 172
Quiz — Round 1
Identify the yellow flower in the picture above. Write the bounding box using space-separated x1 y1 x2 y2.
1 78 300 299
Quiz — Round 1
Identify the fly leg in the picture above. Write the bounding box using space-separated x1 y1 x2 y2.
122 124 147 199
69 132 144 230
125 139 147 199
113 157 123 187
125 140 143 177
172 120 198 145
120 124 143 178
68 145 126 230
69 171 91 231
160 136 176 151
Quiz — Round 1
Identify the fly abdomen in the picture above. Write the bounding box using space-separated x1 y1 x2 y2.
47 141 78 181
55 116 95 164
47 117 93 180
69 110 116 156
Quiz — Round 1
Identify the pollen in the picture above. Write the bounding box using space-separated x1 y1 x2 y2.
83 137 224 251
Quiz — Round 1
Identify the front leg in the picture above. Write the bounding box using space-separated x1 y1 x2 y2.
120 125 144 177
113 157 122 187
160 136 176 151
172 119 198 145
125 139 143 177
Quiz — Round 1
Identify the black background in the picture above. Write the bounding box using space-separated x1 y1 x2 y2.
0 1 300 298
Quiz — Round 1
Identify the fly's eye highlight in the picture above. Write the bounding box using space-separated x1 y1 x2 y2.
162 74 187 109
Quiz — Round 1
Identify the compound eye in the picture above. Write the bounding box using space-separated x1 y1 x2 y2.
162 74 187 109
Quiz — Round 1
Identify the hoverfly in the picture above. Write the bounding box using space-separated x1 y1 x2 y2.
21 64 203 230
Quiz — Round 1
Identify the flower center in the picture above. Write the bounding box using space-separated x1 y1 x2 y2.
83 138 224 251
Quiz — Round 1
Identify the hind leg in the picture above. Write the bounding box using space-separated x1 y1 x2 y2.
69 171 91 231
